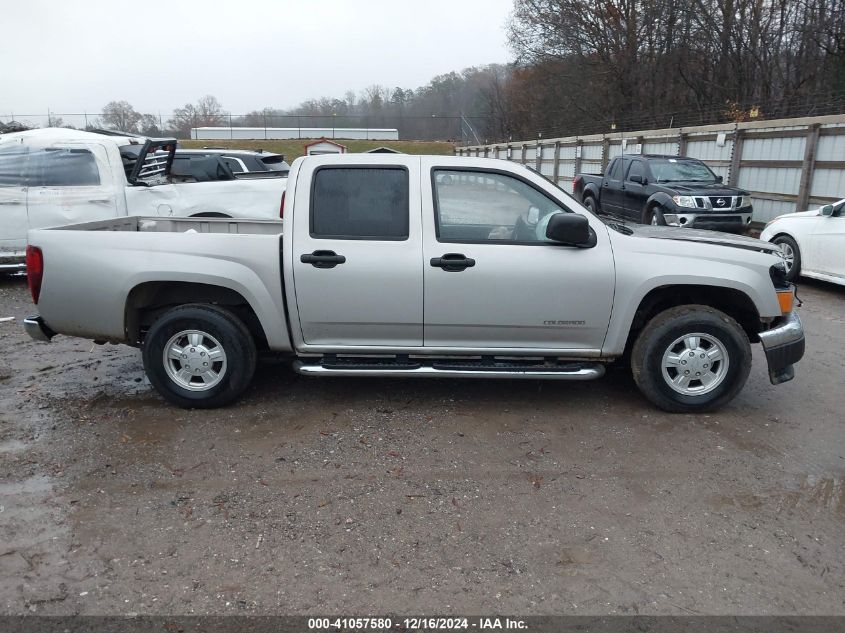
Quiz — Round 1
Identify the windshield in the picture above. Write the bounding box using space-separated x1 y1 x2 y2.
649 159 716 183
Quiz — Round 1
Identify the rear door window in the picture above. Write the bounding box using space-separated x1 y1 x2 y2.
28 148 101 186
0 145 28 187
311 167 409 240
221 157 245 173
607 158 623 181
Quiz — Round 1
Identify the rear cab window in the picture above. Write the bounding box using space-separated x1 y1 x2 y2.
310 167 409 240
28 148 101 186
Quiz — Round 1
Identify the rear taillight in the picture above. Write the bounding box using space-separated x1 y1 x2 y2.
26 246 43 304
572 175 581 193
280 190 286 219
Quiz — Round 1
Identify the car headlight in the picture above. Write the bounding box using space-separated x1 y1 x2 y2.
740 195 752 208
672 195 697 208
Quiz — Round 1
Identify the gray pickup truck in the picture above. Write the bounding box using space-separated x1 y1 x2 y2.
24 154 804 412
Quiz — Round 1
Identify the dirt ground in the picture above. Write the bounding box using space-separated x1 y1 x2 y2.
0 274 843 616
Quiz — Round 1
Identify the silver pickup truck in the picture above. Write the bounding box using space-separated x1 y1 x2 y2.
23 154 805 412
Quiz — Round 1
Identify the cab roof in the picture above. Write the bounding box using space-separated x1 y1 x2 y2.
0 127 147 148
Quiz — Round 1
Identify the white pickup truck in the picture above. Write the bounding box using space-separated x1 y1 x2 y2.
23 154 805 412
0 128 285 271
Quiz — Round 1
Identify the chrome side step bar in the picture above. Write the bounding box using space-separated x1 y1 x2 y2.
293 361 605 381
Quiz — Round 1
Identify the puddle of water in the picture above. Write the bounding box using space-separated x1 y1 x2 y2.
0 439 28 454
0 475 54 496
713 474 845 517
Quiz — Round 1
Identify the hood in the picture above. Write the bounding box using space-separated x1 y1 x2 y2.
657 182 748 196
619 224 782 255
773 209 819 220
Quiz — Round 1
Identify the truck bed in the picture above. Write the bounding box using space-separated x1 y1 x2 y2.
50 216 284 235
27 216 290 350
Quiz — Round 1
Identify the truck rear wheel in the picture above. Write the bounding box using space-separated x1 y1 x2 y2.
583 195 600 215
142 304 257 408
631 305 751 412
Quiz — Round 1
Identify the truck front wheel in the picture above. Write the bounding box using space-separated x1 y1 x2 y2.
142 304 257 408
644 204 666 226
631 305 751 412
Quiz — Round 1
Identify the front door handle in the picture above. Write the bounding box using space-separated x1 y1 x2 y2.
300 250 346 269
430 253 475 272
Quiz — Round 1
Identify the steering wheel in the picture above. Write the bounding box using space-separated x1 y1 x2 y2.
511 214 537 241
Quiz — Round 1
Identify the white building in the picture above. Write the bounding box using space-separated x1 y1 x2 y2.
304 138 347 155
191 127 399 141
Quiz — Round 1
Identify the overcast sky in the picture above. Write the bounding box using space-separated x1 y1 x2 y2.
0 0 514 119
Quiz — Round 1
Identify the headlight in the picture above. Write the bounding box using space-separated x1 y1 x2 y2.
672 195 697 208
740 195 752 208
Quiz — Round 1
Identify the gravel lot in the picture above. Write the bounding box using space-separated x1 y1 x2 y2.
0 274 843 615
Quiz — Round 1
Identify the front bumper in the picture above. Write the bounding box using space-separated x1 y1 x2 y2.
23 316 55 342
758 311 805 385
663 211 753 231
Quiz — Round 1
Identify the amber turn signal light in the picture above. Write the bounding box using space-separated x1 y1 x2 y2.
777 288 795 315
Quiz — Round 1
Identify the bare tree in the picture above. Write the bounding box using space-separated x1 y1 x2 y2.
101 100 142 132
169 95 226 136
504 0 845 138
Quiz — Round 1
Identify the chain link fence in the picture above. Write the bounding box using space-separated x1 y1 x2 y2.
0 112 491 143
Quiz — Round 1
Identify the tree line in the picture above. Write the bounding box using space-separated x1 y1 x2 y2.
501 0 845 139
89 67 506 142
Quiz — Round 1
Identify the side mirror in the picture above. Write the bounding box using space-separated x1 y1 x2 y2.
820 204 834 217
629 174 644 184
715 175 724 183
546 213 591 245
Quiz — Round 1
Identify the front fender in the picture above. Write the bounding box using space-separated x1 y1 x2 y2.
601 236 783 356
644 192 675 218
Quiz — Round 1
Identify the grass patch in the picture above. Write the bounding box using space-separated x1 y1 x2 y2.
179 138 455 160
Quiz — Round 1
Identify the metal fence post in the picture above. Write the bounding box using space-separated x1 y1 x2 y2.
552 141 561 183
601 137 610 172
535 141 542 172
678 132 688 156
796 123 821 212
574 140 583 177
521 144 527 164
728 128 744 187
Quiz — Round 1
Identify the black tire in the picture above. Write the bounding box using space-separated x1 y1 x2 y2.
583 195 601 215
631 305 751 413
772 235 801 282
142 304 257 408
644 204 666 226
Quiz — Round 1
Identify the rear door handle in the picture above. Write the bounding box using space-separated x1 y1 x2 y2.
430 253 475 272
300 250 346 269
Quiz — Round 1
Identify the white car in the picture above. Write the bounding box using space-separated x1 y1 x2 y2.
760 199 845 285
